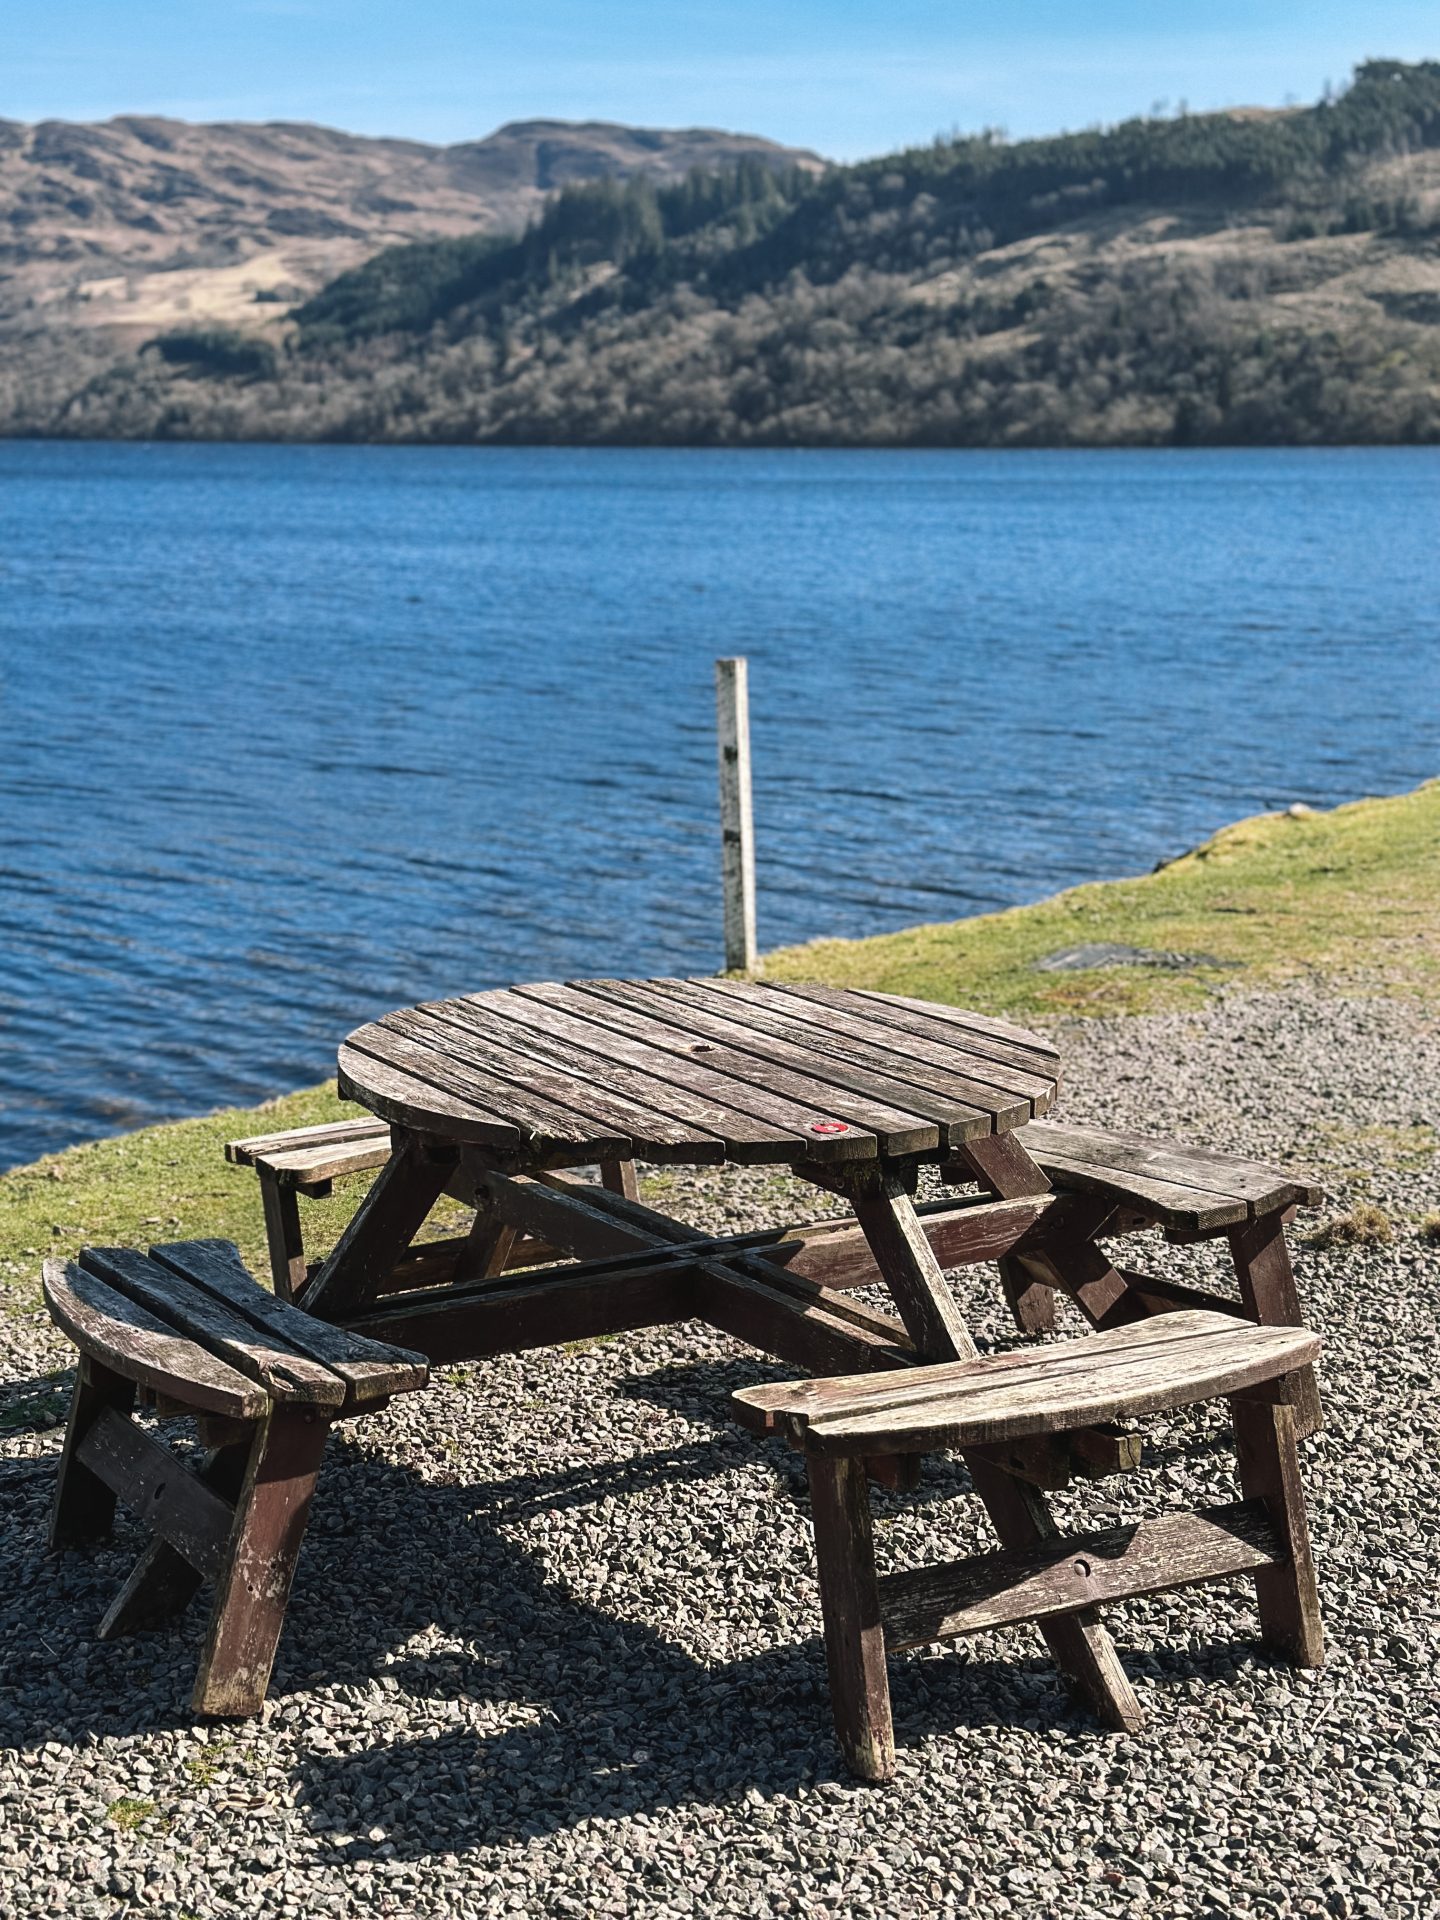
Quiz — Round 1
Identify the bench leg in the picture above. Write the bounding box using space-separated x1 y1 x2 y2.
997 1255 1057 1333
50 1358 136 1550
807 1453 895 1783
599 1157 640 1202
967 1455 1146 1732
1230 1392 1324 1669
1228 1211 1323 1437
98 1440 253 1640
193 1408 332 1717
258 1169 308 1303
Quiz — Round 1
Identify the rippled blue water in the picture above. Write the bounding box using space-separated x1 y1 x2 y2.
1 441 1435 1167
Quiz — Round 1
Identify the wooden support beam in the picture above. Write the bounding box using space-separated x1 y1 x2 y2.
1228 1211 1323 1437
967 1457 1146 1732
840 1173 978 1362
75 1406 233 1581
346 1260 695 1362
694 1260 913 1380
1230 1392 1324 1667
258 1171 307 1303
193 1407 332 1717
879 1499 1282 1651
303 1130 456 1319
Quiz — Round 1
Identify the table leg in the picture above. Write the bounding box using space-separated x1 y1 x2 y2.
846 1171 978 1360
1228 1209 1323 1437
599 1157 640 1201
956 1134 1145 1332
303 1129 455 1319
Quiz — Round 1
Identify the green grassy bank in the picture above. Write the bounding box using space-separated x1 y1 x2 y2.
3 782 1436 1327
766 780 1440 1017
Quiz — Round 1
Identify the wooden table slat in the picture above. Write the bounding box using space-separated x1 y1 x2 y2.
348 1021 636 1157
421 996 817 1163
679 977 1053 1119
337 1041 526 1149
631 978 1002 1142
388 1006 725 1161
850 989 1062 1067
498 982 906 1158
757 980 1061 1102
547 979 946 1155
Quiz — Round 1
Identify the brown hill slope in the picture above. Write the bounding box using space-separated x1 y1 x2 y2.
0 112 822 353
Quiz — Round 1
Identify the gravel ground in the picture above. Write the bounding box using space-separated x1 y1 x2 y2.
1 984 1437 1919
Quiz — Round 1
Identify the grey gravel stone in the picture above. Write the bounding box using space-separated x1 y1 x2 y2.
1 983 1437 1918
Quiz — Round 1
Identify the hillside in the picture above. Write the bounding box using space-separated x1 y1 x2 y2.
6 61 1440 445
0 113 823 423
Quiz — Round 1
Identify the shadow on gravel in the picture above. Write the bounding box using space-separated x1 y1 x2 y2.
1 1359 1284 1856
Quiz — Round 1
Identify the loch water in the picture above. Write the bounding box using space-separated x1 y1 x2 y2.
1 441 1436 1167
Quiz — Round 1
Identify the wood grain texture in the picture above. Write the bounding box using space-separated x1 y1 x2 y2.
1018 1120 1323 1228
967 1454 1146 1731
736 1311 1321 1455
147 1239 427 1407
225 1117 392 1170
463 988 875 1164
49 1356 137 1549
554 979 941 1155
258 1173 309 1302
75 1405 233 1581
844 1174 979 1362
1230 1395 1325 1667
670 977 1039 1128
345 1260 693 1361
192 1407 333 1717
1228 1211 1323 1437
880 1499 1283 1649
79 1245 348 1409
849 990 1062 1067
43 1258 266 1419
719 979 1058 1110
806 1454 895 1783
302 1131 455 1319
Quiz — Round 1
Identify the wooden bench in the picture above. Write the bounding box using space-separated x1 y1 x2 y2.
42 1239 428 1716
737 1310 1324 1782
226 1118 639 1302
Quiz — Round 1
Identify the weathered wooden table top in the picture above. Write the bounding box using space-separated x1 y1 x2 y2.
337 978 1060 1167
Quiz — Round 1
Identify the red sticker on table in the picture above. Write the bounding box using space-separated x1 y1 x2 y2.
809 1120 849 1134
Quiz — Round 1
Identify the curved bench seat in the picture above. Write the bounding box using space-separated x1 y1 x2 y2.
736 1310 1320 1455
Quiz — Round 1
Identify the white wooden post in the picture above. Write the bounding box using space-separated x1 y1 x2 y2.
715 656 757 973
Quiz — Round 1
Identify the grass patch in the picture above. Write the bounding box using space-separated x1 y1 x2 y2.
182 1740 231 1788
1302 1202 1396 1249
106 1796 162 1832
1419 1212 1440 1245
763 782 1440 1018
0 1082 469 1317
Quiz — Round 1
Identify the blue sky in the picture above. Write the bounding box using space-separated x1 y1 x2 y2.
5 3 1438 158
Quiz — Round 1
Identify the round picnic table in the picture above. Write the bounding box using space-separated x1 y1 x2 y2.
295 975 1326 1765
333 976 1062 1171
303 975 1180 1741
306 976 1078 1369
